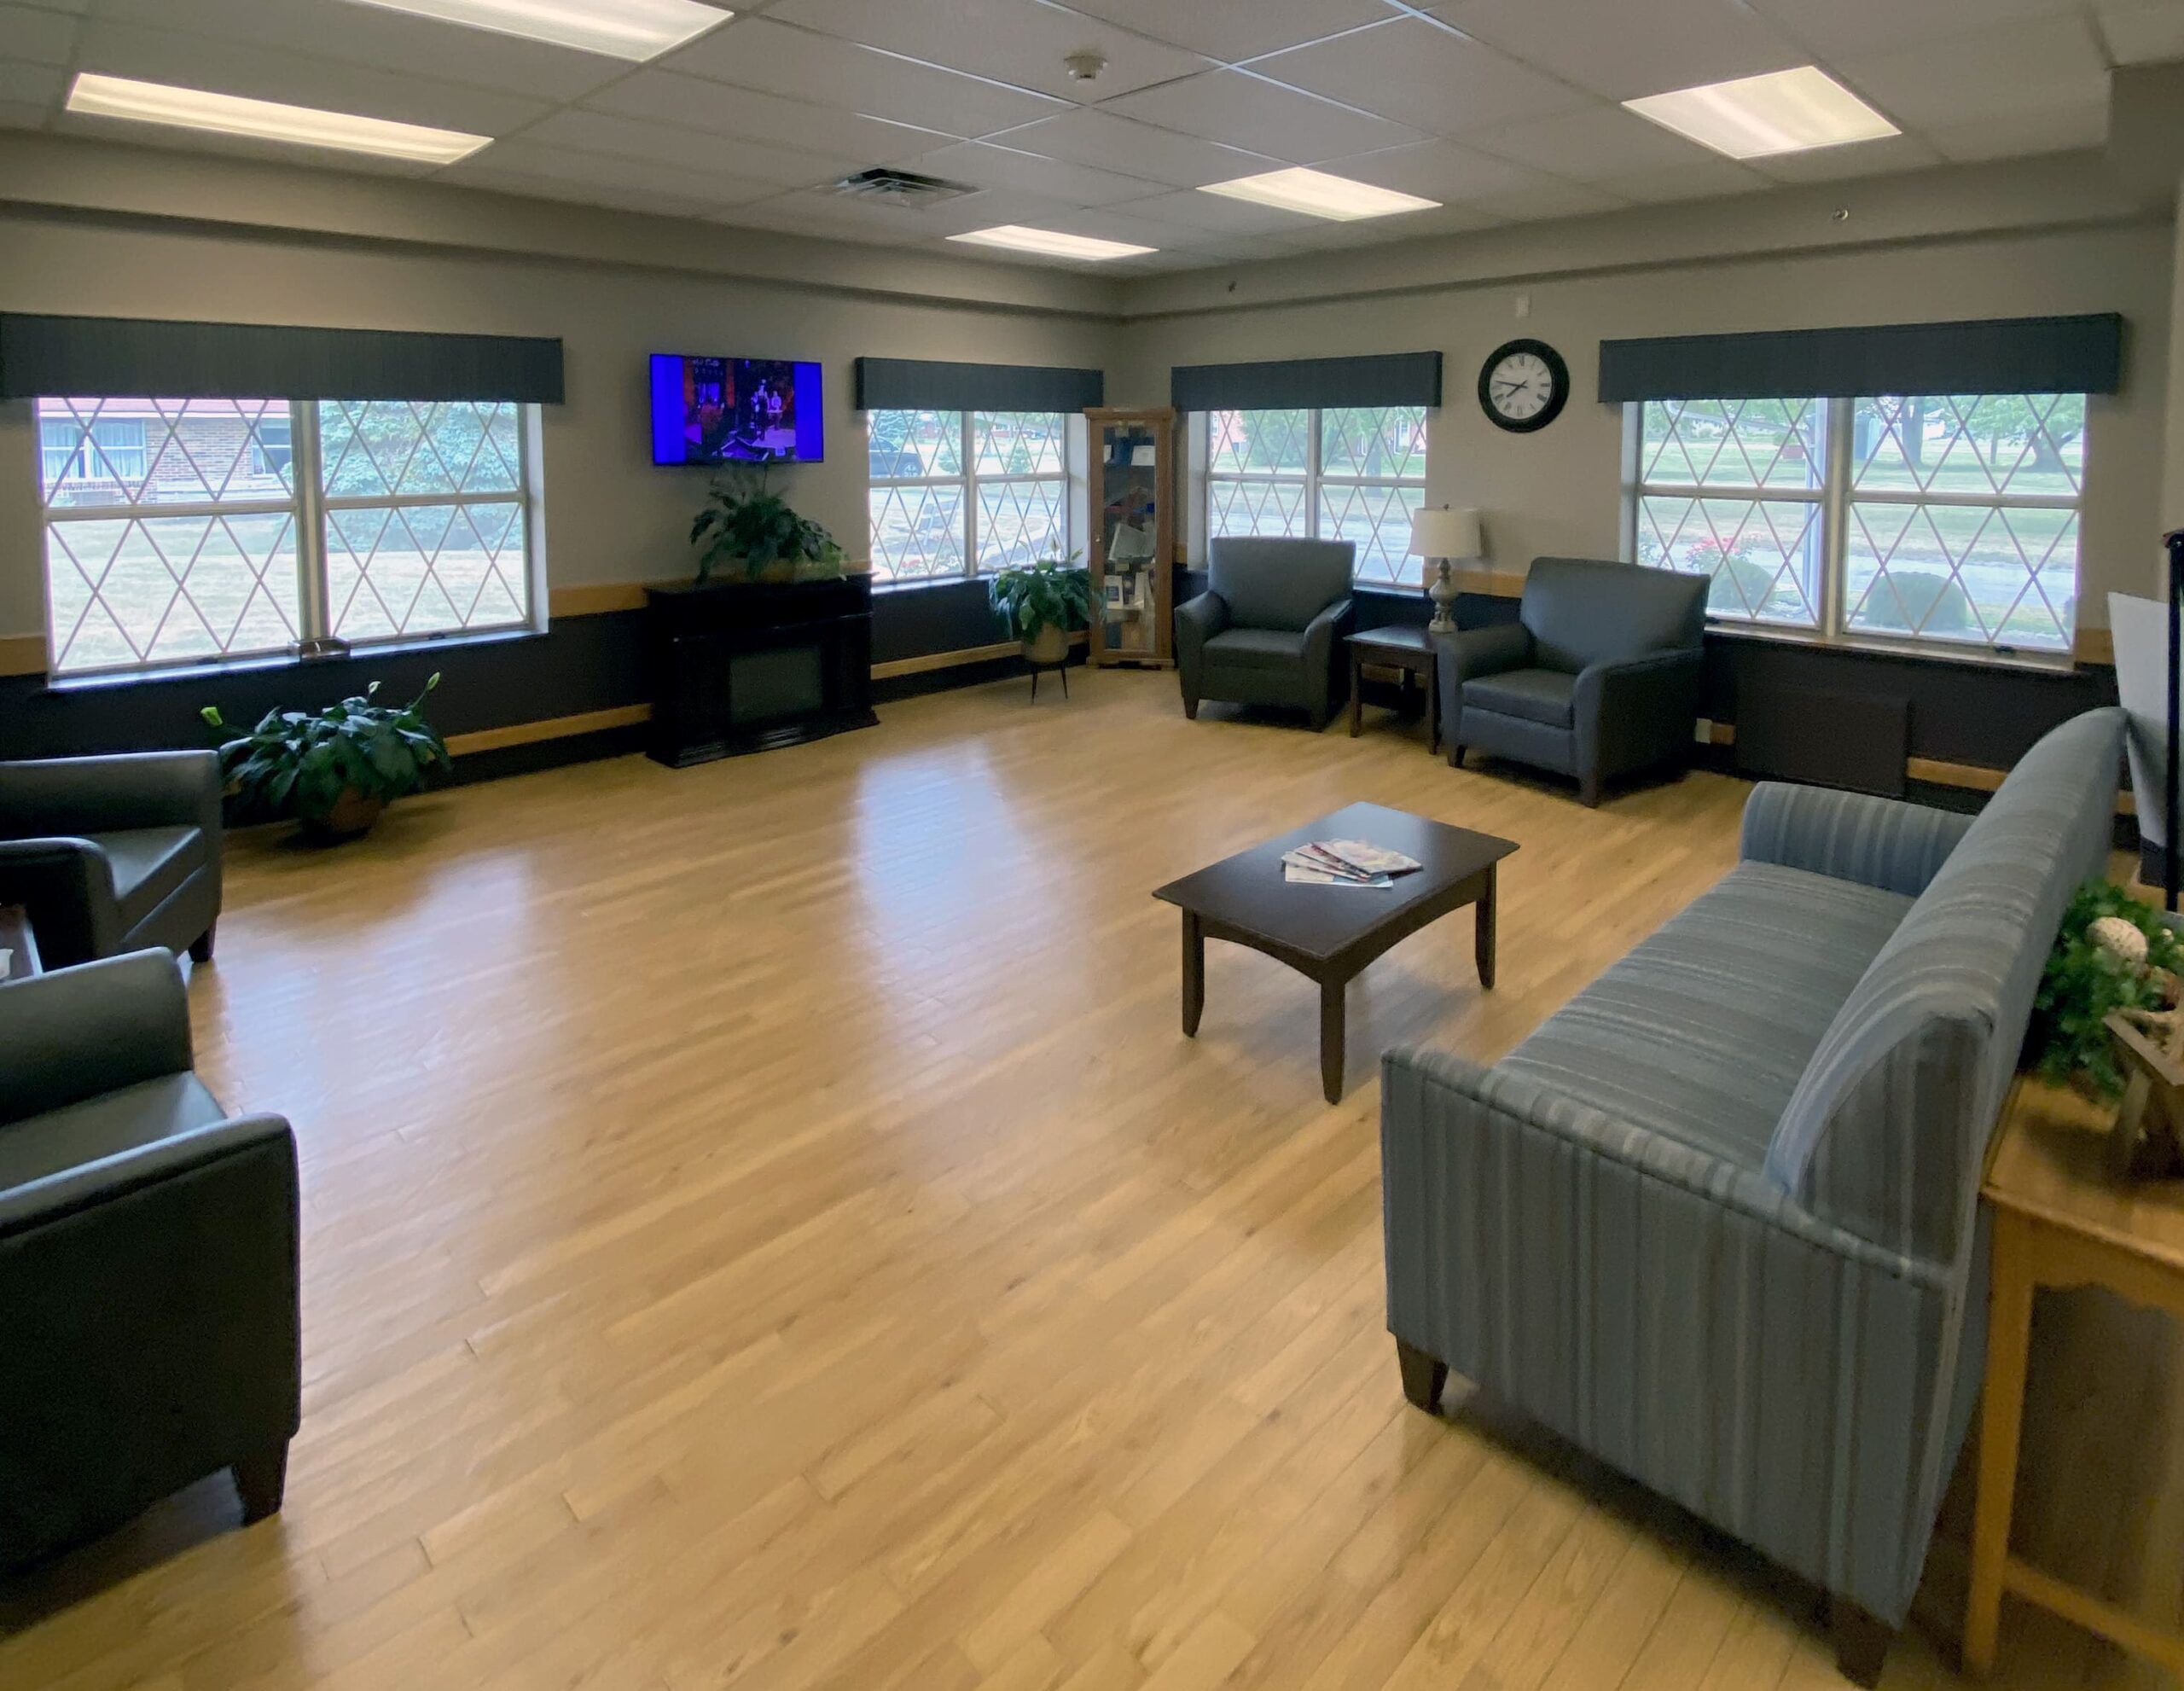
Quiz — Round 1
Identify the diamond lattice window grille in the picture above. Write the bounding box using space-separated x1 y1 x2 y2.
973 413 1065 479
46 508 299 674
868 482 966 581
1845 499 2073 651
326 500 527 642
1320 407 1426 480
1210 476 1307 539
869 410 962 479
977 479 1066 573
322 400 522 499
1210 409 1310 479
1319 483 1424 584
1638 494 1821 625
1640 398 1822 490
1851 394 2085 500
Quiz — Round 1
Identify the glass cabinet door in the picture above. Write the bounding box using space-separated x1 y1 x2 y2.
1095 415 1166 663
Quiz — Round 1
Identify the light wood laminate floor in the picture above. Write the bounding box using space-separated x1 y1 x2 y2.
2 671 2178 1690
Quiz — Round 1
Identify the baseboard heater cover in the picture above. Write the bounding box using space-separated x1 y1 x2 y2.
1733 687 1910 797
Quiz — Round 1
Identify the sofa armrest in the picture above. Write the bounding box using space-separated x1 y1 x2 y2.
1380 1043 1952 1624
0 751 224 839
0 838 124 971
1572 648 1704 778
1174 590 1230 702
1740 782 1973 898
0 950 195 1126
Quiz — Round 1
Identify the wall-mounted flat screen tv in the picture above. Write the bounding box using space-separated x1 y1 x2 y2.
650 354 823 466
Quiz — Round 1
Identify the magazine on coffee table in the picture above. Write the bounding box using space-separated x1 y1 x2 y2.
1281 838 1424 888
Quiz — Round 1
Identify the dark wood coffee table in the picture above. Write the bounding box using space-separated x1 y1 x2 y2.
1152 802 1517 1102
0 904 42 984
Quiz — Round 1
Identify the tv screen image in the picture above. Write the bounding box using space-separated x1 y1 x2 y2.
650 354 823 466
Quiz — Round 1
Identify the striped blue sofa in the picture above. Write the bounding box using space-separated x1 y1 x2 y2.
1380 706 2125 1684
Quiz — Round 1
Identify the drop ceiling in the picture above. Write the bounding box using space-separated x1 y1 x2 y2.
0 0 2157 274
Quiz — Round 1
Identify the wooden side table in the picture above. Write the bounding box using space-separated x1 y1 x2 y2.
0 904 43 984
1347 625 1441 753
1966 1078 2184 1678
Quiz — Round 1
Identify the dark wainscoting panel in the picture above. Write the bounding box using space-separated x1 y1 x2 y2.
1699 635 2116 770
0 611 648 764
870 578 1006 665
1734 686 1909 796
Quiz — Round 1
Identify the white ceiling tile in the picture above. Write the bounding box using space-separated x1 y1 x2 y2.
719 182 1077 240
1099 68 1417 164
983 108 1276 186
450 138 779 203
1929 100 2110 162
766 0 1211 100
1744 131 1943 182
582 70 946 162
1063 0 1391 61
1744 0 2083 61
73 19 551 134
1435 0 1807 102
1252 17 1593 138
519 108 857 188
1462 178 1628 220
1597 157 1770 203
86 0 647 102
664 17 1066 137
1101 185 1321 234
892 140 1165 205
0 96 47 129
2097 1 2184 65
1313 139 1565 205
1838 17 2109 133
1028 204 1210 247
1471 106 1715 181
0 60 61 106
0 4 74 64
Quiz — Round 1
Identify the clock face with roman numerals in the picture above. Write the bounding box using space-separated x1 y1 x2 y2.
1478 339 1569 433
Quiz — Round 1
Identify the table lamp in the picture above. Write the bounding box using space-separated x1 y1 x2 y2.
1409 506 1482 632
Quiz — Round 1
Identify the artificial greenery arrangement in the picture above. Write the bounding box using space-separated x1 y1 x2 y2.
2032 879 2184 1096
989 554 1095 648
688 470 844 583
201 674 450 839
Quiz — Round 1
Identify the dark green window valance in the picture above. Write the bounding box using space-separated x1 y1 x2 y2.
0 313 566 402
1170 352 1442 412
1596 313 2123 404
853 357 1102 413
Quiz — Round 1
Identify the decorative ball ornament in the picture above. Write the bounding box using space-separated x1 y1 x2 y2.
2091 915 2151 968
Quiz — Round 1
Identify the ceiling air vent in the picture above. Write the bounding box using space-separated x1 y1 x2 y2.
833 166 979 207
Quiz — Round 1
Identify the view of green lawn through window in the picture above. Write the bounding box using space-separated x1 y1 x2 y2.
1206 407 1426 584
38 397 537 676
1632 394 2082 654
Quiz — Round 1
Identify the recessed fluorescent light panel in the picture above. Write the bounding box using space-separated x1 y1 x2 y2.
1623 66 1897 160
67 73 490 164
1198 167 1438 222
343 0 730 62
948 225 1154 261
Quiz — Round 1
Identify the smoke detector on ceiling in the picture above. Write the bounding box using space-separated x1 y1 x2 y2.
833 166 979 207
1064 50 1107 83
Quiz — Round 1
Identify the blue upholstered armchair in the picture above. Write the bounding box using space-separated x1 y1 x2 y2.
1381 707 2125 1685
1176 537 1355 730
1438 556 1706 805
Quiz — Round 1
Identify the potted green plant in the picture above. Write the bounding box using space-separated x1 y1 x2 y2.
689 470 845 584
989 554 1095 668
201 674 450 840
2033 880 2184 1096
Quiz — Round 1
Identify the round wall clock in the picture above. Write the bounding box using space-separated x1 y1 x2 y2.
1478 339 1569 433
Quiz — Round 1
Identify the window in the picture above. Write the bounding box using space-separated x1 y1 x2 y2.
40 416 148 486
37 396 539 677
1205 406 1427 584
867 410 1069 582
1629 393 2083 656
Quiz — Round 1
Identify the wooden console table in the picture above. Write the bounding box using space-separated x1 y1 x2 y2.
1965 1078 2184 1677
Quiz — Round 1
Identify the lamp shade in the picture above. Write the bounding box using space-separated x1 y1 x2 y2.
1409 505 1481 559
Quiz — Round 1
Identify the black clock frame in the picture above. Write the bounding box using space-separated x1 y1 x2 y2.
1478 338 1569 434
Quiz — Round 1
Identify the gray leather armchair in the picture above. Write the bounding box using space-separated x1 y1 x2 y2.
1176 537 1355 730
0 950 299 1571
1438 556 1707 805
0 751 224 969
